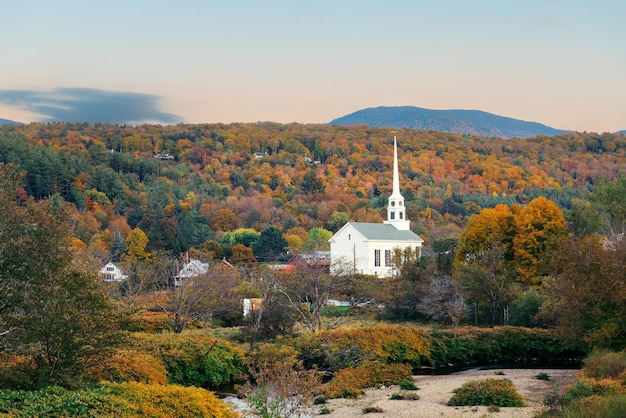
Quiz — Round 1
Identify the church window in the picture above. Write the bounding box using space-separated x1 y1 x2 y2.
106 266 114 271
348 234 351 240
390 211 395 220
384 250 392 266
399 212 403 219
391 201 395 207
374 249 381 267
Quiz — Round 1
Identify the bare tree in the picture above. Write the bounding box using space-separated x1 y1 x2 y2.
275 269 386 334
153 256 242 333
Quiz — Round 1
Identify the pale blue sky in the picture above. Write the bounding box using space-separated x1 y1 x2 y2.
1 1 624 132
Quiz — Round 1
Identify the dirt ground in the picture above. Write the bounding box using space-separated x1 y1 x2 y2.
319 368 579 418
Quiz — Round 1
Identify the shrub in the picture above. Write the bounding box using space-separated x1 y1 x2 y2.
96 349 168 384
429 326 584 367
362 406 384 413
447 378 525 407
130 333 245 389
560 377 621 406
313 396 327 404
0 382 237 418
399 379 419 390
560 394 626 418
535 372 551 381
300 325 432 372
389 392 420 400
488 404 501 412
319 405 332 414
239 359 321 418
582 350 626 379
324 360 412 399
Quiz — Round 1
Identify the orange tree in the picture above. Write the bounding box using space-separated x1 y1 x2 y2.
454 197 568 325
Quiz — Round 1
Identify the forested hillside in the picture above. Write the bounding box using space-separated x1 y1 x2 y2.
0 122 624 259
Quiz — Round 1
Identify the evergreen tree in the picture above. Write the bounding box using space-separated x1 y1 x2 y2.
254 226 288 262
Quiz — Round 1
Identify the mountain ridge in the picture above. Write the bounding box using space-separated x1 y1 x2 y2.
329 106 567 139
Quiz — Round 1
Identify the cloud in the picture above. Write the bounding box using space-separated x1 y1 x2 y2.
0 87 181 124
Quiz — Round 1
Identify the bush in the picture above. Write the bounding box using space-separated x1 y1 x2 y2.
535 372 551 381
0 382 237 418
447 378 525 407
399 380 419 390
389 392 420 400
362 406 384 413
319 405 332 414
96 349 168 384
560 378 621 406
582 350 626 380
300 325 432 372
324 360 412 399
126 333 245 389
560 394 626 418
313 396 327 404
428 326 584 367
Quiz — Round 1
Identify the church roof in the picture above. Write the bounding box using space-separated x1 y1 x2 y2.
347 222 424 242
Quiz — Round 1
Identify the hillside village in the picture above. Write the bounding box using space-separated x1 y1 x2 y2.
0 122 624 417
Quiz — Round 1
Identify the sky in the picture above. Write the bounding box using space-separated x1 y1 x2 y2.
1 1 624 132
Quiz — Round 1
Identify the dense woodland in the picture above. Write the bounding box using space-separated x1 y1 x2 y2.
0 122 624 255
0 122 625 416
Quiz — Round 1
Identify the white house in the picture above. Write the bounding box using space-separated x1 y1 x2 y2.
329 137 423 277
174 259 209 286
99 261 128 282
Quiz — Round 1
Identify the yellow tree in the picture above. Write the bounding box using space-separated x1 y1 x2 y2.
211 208 238 232
454 204 517 267
513 197 568 286
125 227 151 262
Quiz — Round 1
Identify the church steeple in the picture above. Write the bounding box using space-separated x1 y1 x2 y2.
384 136 411 230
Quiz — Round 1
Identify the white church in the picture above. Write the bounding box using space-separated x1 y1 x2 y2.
329 137 424 277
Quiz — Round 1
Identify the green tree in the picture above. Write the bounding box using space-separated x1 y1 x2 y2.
299 170 326 196
590 176 626 238
303 227 332 252
456 244 517 326
0 163 124 388
327 211 349 232
432 237 458 276
566 197 603 237
540 235 626 349
254 226 288 262
221 228 261 251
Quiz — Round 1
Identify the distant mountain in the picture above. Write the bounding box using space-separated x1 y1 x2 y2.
329 106 567 139
0 118 19 125
617 130 626 135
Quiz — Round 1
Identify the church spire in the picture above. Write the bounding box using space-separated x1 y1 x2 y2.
384 136 411 230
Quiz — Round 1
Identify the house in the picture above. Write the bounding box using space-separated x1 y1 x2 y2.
99 261 128 282
174 259 209 286
173 258 235 286
329 137 424 277
286 251 331 273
